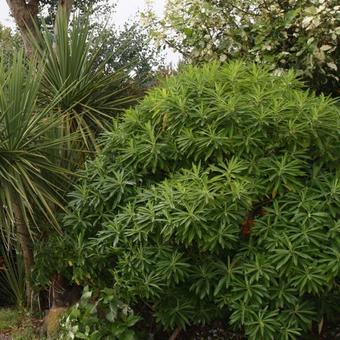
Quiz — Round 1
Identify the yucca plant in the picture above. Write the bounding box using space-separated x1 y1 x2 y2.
52 61 340 338
32 10 134 148
0 51 77 307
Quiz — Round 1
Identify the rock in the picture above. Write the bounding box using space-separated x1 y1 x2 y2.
41 307 67 339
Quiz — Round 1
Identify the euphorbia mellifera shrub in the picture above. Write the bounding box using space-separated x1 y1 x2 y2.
62 61 340 339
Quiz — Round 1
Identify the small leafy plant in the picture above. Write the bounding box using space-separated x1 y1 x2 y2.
52 61 339 339
59 287 139 340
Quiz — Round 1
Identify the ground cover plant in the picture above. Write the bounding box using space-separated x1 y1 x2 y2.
0 308 21 330
41 61 340 339
0 308 42 339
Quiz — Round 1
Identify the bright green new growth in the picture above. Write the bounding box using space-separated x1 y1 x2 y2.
60 61 339 339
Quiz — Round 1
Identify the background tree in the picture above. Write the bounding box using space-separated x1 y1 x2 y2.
39 0 113 27
93 21 165 86
146 0 340 96
33 12 132 148
0 24 22 67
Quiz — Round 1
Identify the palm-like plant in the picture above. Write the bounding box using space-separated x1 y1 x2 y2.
0 11 136 308
0 51 74 306
33 11 134 148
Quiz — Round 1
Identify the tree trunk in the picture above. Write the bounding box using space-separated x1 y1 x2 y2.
169 327 181 340
12 202 34 309
58 0 74 21
6 0 39 57
7 0 75 57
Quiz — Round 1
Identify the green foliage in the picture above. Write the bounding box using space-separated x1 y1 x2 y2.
47 61 339 338
146 0 340 96
0 48 87 308
33 12 132 147
39 0 111 25
0 50 72 240
59 286 139 339
0 308 21 330
0 11 137 309
93 22 164 86
0 246 25 309
0 25 22 67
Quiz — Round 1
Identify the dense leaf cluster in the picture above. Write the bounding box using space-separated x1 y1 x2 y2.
0 52 69 241
55 62 339 339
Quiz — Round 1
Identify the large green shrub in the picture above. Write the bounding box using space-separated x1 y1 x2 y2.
54 61 339 339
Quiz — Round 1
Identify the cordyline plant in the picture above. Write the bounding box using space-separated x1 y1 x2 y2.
33 10 133 149
41 61 339 339
0 51 75 307
0 9 136 309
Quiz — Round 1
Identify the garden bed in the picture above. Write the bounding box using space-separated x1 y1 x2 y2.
0 309 42 340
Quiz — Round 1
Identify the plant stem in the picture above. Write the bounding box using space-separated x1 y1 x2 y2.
169 327 181 340
13 202 33 309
